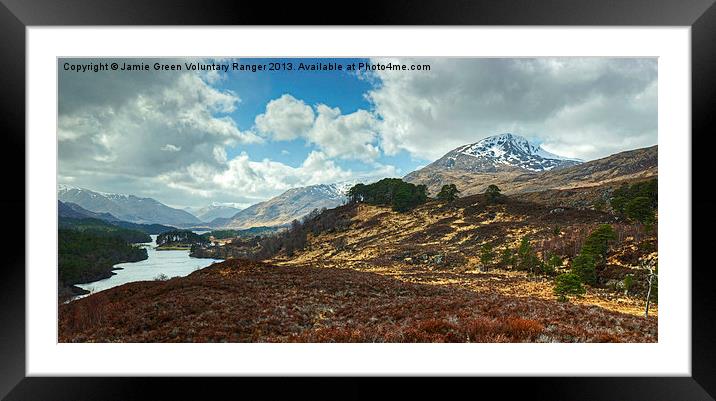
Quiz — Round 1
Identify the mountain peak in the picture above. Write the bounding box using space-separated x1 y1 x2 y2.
438 133 582 173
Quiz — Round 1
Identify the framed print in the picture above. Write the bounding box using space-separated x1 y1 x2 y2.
2 0 715 399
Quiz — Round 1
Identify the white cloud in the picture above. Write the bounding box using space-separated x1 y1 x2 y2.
59 58 260 180
213 151 353 195
307 105 380 161
59 57 657 208
366 57 657 161
161 144 181 152
255 95 381 162
255 94 315 141
152 150 358 205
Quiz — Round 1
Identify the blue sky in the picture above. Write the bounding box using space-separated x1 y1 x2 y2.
216 58 424 173
58 57 657 208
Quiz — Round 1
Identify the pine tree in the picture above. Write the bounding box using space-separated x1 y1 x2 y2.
437 184 460 202
517 237 539 274
480 243 495 270
542 253 562 276
485 184 503 204
572 253 596 285
581 224 616 265
625 196 655 224
554 273 586 302
500 247 514 269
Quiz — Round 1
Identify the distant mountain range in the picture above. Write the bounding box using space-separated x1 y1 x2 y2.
217 182 354 229
58 199 120 221
58 135 657 230
58 200 177 234
185 203 243 223
58 185 201 227
405 133 656 197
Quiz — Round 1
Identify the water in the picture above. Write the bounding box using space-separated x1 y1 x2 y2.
75 234 223 295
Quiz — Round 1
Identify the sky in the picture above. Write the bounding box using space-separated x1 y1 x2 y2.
58 57 657 209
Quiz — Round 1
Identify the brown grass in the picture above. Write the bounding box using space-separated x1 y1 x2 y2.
59 259 657 343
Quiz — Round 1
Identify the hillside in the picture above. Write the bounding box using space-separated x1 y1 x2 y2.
58 258 655 343
58 217 152 243
59 179 658 342
278 187 657 312
59 200 120 221
405 142 656 198
58 228 149 301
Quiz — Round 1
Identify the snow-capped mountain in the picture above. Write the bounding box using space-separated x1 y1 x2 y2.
435 133 582 173
218 182 356 229
57 185 202 226
404 133 583 196
404 134 657 199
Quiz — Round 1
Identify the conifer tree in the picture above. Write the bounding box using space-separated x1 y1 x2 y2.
572 253 597 285
437 184 460 202
554 273 585 302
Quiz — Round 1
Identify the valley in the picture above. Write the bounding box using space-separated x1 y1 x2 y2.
59 177 658 342
58 135 659 343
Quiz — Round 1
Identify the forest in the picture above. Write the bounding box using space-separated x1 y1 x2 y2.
157 230 209 248
347 178 428 212
59 217 152 243
58 229 148 286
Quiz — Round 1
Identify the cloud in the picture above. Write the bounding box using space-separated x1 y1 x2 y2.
58 60 393 208
255 94 381 161
213 150 353 194
152 150 359 205
366 58 657 161
59 57 657 208
161 144 181 152
307 105 380 161
58 58 261 180
255 94 315 141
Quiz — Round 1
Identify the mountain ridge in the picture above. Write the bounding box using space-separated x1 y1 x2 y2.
58 186 201 227
413 133 582 176
405 135 656 197
219 182 354 229
187 203 243 222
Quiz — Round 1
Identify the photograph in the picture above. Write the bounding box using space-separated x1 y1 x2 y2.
56 57 659 343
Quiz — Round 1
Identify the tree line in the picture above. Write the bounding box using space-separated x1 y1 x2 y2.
59 229 148 285
250 205 356 260
59 217 152 243
347 178 428 212
156 230 209 246
606 178 657 224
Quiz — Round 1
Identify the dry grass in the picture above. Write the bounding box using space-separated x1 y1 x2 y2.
59 188 658 343
59 259 656 343
280 202 657 318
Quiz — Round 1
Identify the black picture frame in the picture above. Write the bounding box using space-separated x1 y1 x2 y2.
1 1 714 400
